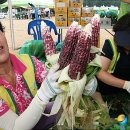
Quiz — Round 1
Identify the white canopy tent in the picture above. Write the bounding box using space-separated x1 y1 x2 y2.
1 0 54 8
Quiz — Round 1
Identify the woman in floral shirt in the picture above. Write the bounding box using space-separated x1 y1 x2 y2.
0 21 63 130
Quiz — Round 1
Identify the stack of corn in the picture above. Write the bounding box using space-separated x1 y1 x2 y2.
41 19 112 129
57 21 93 129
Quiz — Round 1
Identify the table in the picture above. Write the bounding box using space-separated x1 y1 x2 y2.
57 24 113 42
57 27 68 42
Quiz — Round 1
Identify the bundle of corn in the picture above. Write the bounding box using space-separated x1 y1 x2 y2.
68 29 92 80
56 20 111 129
41 21 56 56
58 21 81 70
89 14 101 61
56 23 93 129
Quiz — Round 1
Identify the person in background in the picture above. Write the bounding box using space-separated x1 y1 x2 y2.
38 9 41 19
44 8 50 19
95 13 130 117
0 21 63 130
118 0 130 19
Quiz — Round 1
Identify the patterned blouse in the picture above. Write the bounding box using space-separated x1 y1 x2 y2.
0 54 48 116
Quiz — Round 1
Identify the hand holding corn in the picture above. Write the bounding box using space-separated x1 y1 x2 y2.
37 64 63 104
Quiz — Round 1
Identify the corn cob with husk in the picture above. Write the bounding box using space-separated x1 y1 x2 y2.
89 14 101 61
41 21 56 56
58 21 81 70
41 21 59 68
68 28 92 80
66 26 92 123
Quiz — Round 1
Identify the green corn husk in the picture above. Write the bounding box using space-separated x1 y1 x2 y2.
51 96 115 130
109 124 130 130
73 96 115 130
19 40 46 63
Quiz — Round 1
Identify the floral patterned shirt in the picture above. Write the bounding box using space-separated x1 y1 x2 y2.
0 54 48 116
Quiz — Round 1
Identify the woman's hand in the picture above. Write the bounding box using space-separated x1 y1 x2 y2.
37 63 63 103
83 76 97 96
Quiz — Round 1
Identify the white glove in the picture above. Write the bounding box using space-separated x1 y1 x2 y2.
37 63 63 104
83 76 97 96
123 81 130 93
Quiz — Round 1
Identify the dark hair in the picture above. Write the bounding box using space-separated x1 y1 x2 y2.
0 21 5 32
113 13 130 32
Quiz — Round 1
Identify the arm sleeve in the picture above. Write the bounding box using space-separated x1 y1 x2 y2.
101 39 114 60
0 94 47 130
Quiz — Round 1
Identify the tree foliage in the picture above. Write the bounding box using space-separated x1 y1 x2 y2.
83 0 120 7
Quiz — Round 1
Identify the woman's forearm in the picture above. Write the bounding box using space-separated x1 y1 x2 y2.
14 95 47 130
0 94 47 130
96 70 125 88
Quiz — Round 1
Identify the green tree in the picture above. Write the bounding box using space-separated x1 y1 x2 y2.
83 0 120 7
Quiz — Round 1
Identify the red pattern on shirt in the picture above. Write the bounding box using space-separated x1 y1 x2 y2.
0 56 47 116
0 99 9 116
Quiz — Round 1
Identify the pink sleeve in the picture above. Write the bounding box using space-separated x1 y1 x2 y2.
32 56 48 84
0 99 9 116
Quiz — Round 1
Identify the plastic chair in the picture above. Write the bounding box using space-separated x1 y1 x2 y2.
28 19 60 45
28 3 39 20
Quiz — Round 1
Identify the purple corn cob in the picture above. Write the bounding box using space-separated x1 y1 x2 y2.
42 26 56 56
58 22 81 70
89 14 101 61
91 14 100 47
68 30 92 80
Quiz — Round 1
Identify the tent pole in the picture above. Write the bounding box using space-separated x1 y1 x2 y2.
8 0 15 50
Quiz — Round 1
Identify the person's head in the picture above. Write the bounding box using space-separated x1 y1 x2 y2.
113 13 130 49
0 21 10 64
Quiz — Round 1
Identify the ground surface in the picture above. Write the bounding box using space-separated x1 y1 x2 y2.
1 17 114 51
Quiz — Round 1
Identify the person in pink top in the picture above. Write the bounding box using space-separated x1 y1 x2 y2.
0 21 63 130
